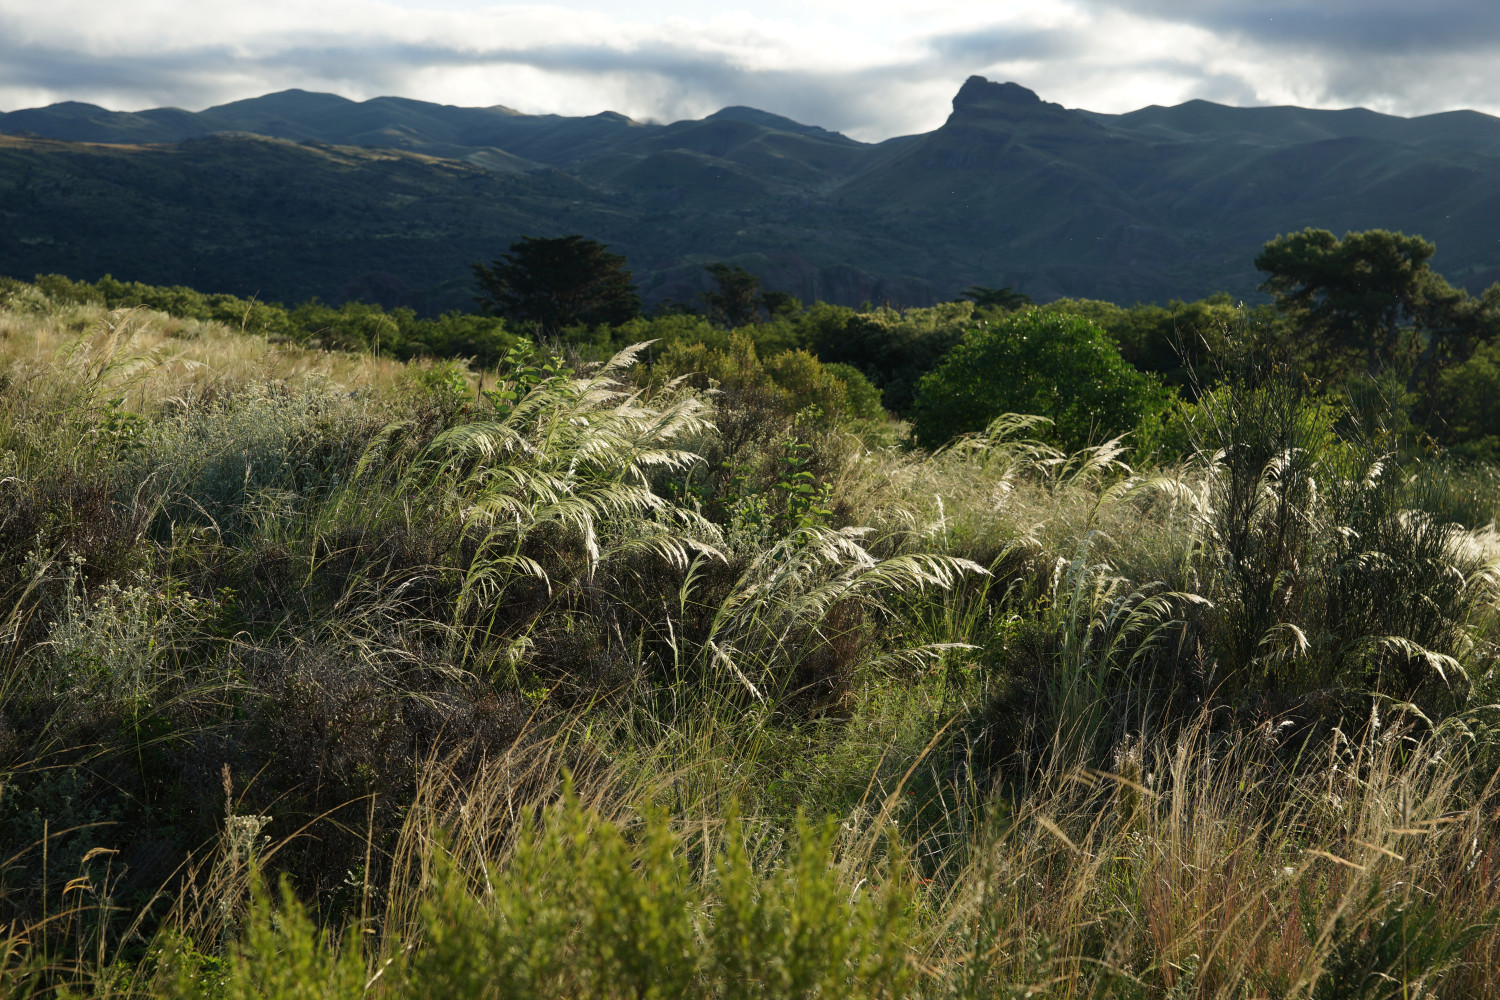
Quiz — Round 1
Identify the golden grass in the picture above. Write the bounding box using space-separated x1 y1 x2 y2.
0 300 422 406
5 295 1500 996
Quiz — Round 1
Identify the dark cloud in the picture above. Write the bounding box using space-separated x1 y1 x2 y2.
7 3 1500 135
1117 59 1263 107
927 25 1078 64
252 37 938 134
1087 0 1500 54
0 33 245 107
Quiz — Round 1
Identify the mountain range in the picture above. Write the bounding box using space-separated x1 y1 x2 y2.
4 76 1500 312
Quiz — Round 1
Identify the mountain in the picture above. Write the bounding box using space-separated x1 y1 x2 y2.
4 77 1500 311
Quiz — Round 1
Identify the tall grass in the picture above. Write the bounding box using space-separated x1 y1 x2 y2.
4 290 1500 997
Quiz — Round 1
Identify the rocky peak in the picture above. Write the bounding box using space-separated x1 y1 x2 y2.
952 77 1042 114
942 76 1100 144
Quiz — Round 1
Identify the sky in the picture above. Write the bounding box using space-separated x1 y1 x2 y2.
2 0 1497 141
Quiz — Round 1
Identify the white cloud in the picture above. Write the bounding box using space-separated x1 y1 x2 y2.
3 0 1499 139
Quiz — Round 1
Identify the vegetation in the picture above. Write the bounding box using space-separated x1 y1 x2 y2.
960 285 1033 310
16 77 1500 316
1256 228 1500 387
7 273 520 367
472 236 641 338
909 310 1168 452
8 222 1500 996
701 264 765 328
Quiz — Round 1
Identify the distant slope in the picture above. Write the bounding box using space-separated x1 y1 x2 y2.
5 78 1500 310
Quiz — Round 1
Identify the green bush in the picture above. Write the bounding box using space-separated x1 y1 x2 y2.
1435 338 1500 461
18 275 518 367
797 301 973 413
133 379 379 537
176 800 914 1000
910 309 1168 452
822 363 886 422
652 333 873 430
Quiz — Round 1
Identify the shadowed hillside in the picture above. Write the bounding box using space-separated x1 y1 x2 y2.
6 77 1500 308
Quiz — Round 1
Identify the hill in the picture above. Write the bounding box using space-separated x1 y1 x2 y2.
5 77 1500 309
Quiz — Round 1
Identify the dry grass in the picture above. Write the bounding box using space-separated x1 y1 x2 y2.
0 300 419 406
5 292 1500 997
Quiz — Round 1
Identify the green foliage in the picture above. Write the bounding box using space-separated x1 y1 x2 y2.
1257 228 1436 378
132 378 379 537
472 235 641 339
1256 228 1500 389
652 333 872 431
183 799 913 1000
24 273 519 365
702 263 763 328
760 290 803 319
797 301 976 414
608 312 729 353
959 285 1032 310
1307 880 1487 1000
820 363 885 422
910 309 1169 452
1435 337 1500 461
13 271 1500 1000
1042 293 1287 392
165 876 371 1000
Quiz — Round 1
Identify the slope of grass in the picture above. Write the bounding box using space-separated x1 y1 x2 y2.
3 293 1500 998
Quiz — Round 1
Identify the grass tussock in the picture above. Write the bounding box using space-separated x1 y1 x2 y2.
3 290 1500 997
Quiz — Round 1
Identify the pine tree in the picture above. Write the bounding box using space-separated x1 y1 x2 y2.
473 235 640 337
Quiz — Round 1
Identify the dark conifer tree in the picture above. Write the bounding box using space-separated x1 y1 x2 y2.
960 285 1033 310
473 235 640 338
701 263 763 327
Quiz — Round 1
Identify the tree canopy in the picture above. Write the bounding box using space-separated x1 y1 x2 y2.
473 235 640 338
701 264 763 327
961 285 1033 310
910 310 1167 452
1257 229 1479 377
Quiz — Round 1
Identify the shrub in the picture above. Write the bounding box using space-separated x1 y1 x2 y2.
822 362 886 422
133 379 379 538
797 301 973 414
910 309 1168 453
191 798 915 1000
652 334 877 431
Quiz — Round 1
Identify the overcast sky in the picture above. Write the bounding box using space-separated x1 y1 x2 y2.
2 0 1496 141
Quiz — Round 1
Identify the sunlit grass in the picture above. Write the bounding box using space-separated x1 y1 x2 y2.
4 286 1500 998
0 299 420 405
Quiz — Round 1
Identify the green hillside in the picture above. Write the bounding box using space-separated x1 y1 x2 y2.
7 77 1500 309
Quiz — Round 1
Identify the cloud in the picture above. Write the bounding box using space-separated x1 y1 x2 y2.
1069 0 1500 117
3 0 1500 139
1086 0 1500 55
0 0 997 137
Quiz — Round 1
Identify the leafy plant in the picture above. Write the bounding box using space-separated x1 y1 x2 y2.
911 309 1169 453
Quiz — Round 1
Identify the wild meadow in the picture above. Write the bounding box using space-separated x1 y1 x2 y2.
4 278 1500 999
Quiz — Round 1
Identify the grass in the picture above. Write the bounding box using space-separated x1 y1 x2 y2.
0 295 422 459
3 291 1500 997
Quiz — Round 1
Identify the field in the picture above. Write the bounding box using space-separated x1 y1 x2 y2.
4 287 1500 998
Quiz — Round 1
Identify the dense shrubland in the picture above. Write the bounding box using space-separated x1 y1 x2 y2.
5 233 1500 997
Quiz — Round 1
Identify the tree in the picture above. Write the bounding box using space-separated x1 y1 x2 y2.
961 285 1033 310
1255 229 1440 378
760 290 803 318
472 235 639 338
1256 228 1500 423
701 264 762 327
910 310 1167 453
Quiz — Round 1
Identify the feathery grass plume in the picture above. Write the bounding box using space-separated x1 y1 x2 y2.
8 286 1500 997
368 344 726 668
688 522 986 710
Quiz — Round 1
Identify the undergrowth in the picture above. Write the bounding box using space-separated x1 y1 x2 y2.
3 297 1500 998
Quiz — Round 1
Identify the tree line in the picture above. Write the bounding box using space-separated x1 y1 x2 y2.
11 225 1500 460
